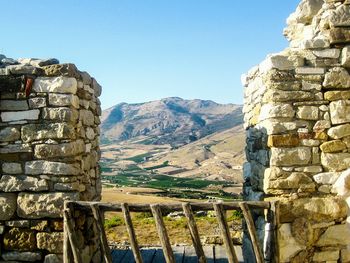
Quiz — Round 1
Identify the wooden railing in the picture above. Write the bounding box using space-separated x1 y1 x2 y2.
63 201 278 263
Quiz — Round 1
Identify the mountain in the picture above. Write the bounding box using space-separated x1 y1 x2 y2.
101 97 243 146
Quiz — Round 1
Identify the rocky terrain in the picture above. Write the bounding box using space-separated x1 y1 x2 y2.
101 97 243 146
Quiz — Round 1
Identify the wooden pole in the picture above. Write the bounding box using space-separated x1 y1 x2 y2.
150 204 175 263
121 203 144 263
213 203 239 263
90 204 113 263
182 203 207 263
63 210 83 263
63 202 73 263
239 203 264 263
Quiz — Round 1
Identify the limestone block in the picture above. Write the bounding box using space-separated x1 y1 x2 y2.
25 160 81 175
328 124 350 139
44 254 63 263
34 140 85 159
0 127 20 142
330 100 350 125
278 223 306 263
333 168 350 196
341 249 350 263
6 220 30 227
85 127 96 140
330 28 350 44
37 232 63 253
295 67 325 75
49 93 79 108
259 103 295 121
313 172 341 185
42 107 79 122
92 78 102 96
28 97 47 108
302 38 330 49
323 67 350 89
262 90 314 103
313 250 339 262
0 144 32 154
313 49 340 59
80 109 95 126
320 140 347 153
316 224 350 246
296 106 319 120
267 134 299 147
33 76 77 94
279 197 347 223
6 64 42 75
2 162 22 174
329 4 350 27
0 193 17 220
0 100 28 111
0 175 48 192
3 228 36 251
2 251 42 262
22 123 75 143
270 147 311 166
17 192 79 218
1 109 40 122
264 172 315 193
42 63 80 78
259 54 299 72
321 152 350 171
342 46 350 68
302 81 321 91
325 90 350 101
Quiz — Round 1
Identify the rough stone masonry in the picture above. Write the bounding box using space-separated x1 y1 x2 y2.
0 56 102 262
242 0 350 262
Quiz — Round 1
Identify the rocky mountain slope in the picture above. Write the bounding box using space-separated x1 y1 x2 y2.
101 97 243 146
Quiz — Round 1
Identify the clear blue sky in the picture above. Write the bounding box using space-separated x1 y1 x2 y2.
2 1 300 109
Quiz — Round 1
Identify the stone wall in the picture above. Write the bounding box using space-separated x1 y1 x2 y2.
0 56 102 262
242 0 350 262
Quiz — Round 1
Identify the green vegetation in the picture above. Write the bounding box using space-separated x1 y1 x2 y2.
125 152 153 163
105 216 124 229
144 161 169 170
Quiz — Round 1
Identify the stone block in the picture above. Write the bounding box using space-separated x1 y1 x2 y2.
25 160 80 175
264 171 315 193
325 90 350 101
316 224 350 246
313 48 340 59
330 27 350 44
320 140 347 153
33 76 77 94
37 232 63 253
313 172 341 185
323 67 350 89
22 123 75 143
279 197 347 223
17 192 79 218
259 54 298 72
0 100 28 111
321 152 350 171
329 4 350 27
267 134 299 147
0 175 48 192
2 251 42 262
2 162 22 174
330 100 350 125
0 193 17 220
278 223 306 263
313 250 339 262
0 127 20 142
342 46 350 68
48 93 79 108
328 124 350 139
34 140 85 159
262 90 314 103
0 144 32 154
259 103 295 121
296 106 319 120
3 228 36 251
1 109 40 122
92 78 102 96
28 97 47 108
80 109 95 126
295 67 325 75
42 107 79 122
42 63 80 78
44 254 63 263
341 248 350 263
270 147 311 166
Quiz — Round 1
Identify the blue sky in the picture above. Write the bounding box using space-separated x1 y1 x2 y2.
2 1 300 109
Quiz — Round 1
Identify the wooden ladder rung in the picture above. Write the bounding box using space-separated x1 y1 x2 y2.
213 203 239 263
182 203 207 263
150 204 176 263
239 202 264 263
90 203 113 263
121 203 143 263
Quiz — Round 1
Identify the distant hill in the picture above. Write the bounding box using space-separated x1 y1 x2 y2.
101 97 243 146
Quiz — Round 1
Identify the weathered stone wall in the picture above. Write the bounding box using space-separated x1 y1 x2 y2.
0 56 102 262
242 0 350 262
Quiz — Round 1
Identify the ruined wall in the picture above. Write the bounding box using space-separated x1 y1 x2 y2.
0 56 102 262
243 0 350 262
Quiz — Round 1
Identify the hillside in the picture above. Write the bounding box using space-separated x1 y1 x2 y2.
101 97 243 146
